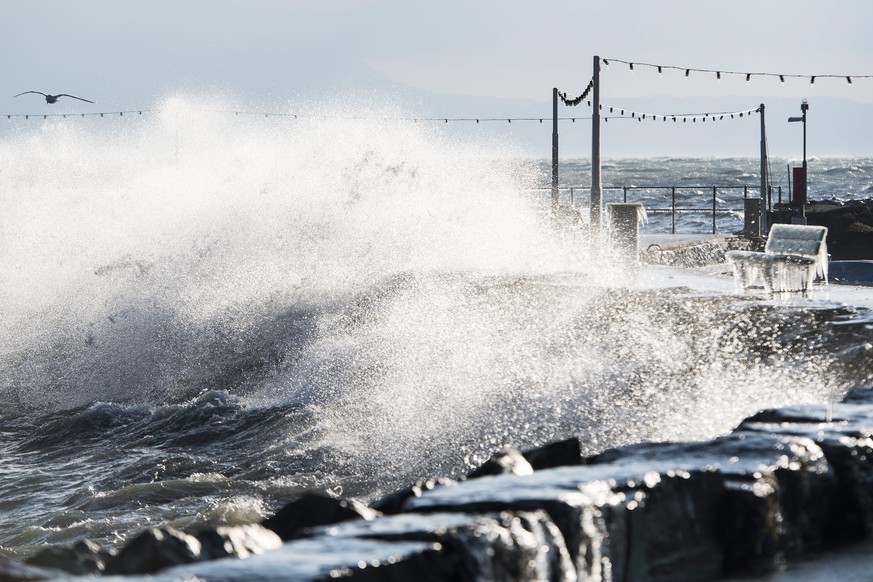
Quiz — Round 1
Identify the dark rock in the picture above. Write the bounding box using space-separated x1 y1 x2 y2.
404 471 620 578
24 538 114 575
403 464 727 581
738 403 873 545
841 384 873 404
720 472 784 576
160 536 453 582
371 477 457 515
103 526 202 575
614 469 726 581
331 510 576 582
262 492 379 541
195 524 282 560
585 431 836 561
788 200 873 259
0 556 50 581
466 446 534 479
522 437 583 470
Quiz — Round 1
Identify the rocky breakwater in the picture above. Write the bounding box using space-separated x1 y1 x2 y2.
7 386 873 580
779 199 873 260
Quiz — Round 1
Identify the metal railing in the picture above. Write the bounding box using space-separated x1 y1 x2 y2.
535 184 781 235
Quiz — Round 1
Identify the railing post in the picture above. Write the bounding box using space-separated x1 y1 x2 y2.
760 102 768 232
570 186 574 206
712 187 717 234
623 186 627 203
591 56 603 238
551 88 559 211
671 186 676 234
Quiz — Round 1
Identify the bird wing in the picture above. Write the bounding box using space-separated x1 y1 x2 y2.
56 94 95 104
13 91 47 98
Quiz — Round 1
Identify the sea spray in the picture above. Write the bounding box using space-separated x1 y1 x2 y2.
0 96 587 412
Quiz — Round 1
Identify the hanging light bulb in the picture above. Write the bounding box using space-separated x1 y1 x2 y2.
603 59 609 65
779 75 785 83
685 69 690 77
717 71 721 80
847 76 853 84
746 73 751 82
629 62 634 71
810 76 816 84
658 66 662 74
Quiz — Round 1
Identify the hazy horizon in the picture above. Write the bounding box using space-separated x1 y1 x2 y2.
3 0 872 157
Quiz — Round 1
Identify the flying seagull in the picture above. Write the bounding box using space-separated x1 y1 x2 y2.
13 91 95 104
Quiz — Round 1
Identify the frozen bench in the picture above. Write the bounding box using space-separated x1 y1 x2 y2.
725 224 828 293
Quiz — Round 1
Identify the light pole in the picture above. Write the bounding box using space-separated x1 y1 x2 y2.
788 100 809 220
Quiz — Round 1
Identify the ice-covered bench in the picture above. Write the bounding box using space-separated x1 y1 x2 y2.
725 224 828 293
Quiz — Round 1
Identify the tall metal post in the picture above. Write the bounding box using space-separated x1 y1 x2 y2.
788 100 809 221
759 103 768 232
551 88 559 210
801 100 808 218
591 55 602 235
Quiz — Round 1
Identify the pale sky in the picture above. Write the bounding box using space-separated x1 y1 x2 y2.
3 0 873 155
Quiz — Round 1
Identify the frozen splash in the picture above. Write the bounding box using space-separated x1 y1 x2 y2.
726 223 829 294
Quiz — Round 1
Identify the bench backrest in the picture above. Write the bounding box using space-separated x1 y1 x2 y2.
764 224 828 257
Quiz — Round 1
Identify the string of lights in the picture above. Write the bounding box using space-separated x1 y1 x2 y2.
4 110 152 120
558 78 594 106
0 101 762 126
600 104 760 123
602 57 873 84
2 108 598 124
1 108 305 120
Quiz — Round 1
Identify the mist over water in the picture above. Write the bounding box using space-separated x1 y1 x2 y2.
0 96 575 410
1 96 872 556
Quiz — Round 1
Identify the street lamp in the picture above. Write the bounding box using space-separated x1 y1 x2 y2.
788 100 809 220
